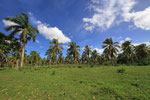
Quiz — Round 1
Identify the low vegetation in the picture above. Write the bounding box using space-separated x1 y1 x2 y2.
0 65 150 99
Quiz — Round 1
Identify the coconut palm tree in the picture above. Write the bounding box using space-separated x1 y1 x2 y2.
10 37 21 69
49 39 63 64
83 45 92 64
0 32 12 67
81 52 88 64
102 38 120 64
67 42 80 63
121 41 135 64
135 44 149 62
58 53 64 64
91 50 99 64
5 12 38 69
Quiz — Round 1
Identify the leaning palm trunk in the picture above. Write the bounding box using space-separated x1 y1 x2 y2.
20 43 25 70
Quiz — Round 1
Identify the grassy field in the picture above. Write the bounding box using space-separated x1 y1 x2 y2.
0 65 150 100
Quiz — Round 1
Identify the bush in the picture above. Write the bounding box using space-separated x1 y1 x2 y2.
103 61 113 66
78 66 82 68
117 68 125 73
51 71 55 75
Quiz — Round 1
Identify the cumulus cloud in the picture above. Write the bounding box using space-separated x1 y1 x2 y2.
37 24 71 43
83 0 150 31
2 20 17 26
29 12 71 43
119 37 132 44
93 48 104 54
125 37 132 41
133 41 150 46
131 7 150 30
119 40 125 44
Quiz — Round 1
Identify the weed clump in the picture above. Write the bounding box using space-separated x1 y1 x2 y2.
51 71 55 75
78 66 82 68
117 68 125 73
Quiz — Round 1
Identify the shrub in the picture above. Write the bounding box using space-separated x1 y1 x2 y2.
117 68 125 73
51 71 55 75
78 66 82 68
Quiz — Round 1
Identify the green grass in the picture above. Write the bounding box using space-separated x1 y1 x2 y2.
0 65 150 100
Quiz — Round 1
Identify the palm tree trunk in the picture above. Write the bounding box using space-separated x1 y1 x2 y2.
20 43 25 70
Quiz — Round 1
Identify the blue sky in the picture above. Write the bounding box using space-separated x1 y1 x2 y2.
0 0 150 58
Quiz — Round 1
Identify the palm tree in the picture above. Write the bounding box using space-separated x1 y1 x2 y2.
30 51 40 69
10 36 21 69
83 45 92 64
49 39 63 64
91 50 99 64
0 32 11 67
67 42 80 63
58 53 64 64
135 44 149 62
81 52 87 64
5 12 38 69
102 38 120 64
121 41 135 64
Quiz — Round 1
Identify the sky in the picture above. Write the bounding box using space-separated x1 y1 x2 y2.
0 0 150 58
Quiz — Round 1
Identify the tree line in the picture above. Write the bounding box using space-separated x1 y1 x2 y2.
0 12 150 69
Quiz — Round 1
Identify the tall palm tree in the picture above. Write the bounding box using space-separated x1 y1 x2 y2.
5 12 38 69
91 50 99 64
121 41 135 64
10 36 21 69
67 42 80 63
102 38 120 64
83 45 92 64
81 52 88 64
135 44 149 62
84 45 92 57
58 53 64 64
49 39 63 64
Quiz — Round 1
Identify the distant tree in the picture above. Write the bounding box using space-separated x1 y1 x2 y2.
30 51 41 68
81 52 88 64
49 39 63 64
83 45 92 64
65 53 74 64
102 38 120 65
0 32 11 67
135 44 149 64
91 50 99 64
67 42 80 63
10 36 21 69
118 41 135 65
58 53 64 64
5 12 38 69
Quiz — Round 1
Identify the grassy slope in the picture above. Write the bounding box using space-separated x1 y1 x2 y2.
0 65 150 100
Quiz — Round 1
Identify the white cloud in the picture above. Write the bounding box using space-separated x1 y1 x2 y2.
133 41 150 46
29 12 71 43
63 45 69 49
82 45 93 50
130 7 150 30
119 40 125 44
36 40 40 43
37 24 71 43
125 37 132 41
83 0 150 31
119 37 132 44
93 48 104 54
2 20 17 26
